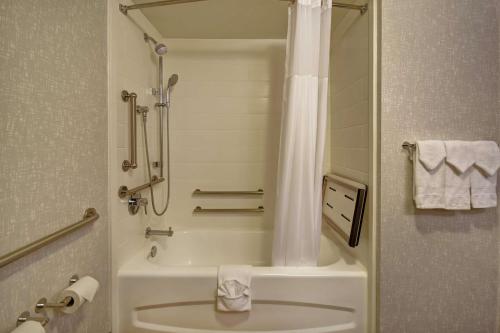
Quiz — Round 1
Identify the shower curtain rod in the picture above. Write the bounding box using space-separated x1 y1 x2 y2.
119 0 368 15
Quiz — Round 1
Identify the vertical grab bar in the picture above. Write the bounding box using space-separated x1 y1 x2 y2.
122 90 138 171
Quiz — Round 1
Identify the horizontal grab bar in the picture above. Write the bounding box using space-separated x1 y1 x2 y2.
193 189 264 195
193 206 264 213
118 175 165 199
0 208 99 268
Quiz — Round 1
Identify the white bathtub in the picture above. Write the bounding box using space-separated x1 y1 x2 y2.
117 227 366 333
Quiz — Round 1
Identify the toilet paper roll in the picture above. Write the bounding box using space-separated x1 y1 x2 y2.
11 321 45 333
58 276 100 314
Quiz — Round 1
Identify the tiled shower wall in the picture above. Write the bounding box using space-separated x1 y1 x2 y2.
330 9 370 267
158 39 285 231
107 0 163 328
0 1 108 332
379 1 499 332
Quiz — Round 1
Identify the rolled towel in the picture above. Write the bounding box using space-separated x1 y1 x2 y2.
471 141 500 208
58 276 99 314
217 265 252 312
413 141 446 209
444 141 475 210
11 321 45 333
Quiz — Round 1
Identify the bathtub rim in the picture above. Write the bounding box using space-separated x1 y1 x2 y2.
118 228 367 278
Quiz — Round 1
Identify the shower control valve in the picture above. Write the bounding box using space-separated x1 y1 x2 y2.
128 193 148 215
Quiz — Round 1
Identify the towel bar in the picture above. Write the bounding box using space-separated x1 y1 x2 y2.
402 141 416 160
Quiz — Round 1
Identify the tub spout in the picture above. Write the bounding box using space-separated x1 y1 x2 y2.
145 226 173 238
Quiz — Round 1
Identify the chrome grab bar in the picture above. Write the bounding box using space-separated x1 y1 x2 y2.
118 175 165 199
145 226 174 238
0 209 99 268
193 206 264 213
122 90 138 171
193 189 264 195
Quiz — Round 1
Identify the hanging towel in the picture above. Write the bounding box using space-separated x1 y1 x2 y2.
444 141 475 210
471 141 500 208
413 141 446 209
217 265 252 312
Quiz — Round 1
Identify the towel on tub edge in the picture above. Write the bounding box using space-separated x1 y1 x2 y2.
217 265 252 312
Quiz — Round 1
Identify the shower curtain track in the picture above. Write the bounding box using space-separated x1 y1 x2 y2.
119 0 368 15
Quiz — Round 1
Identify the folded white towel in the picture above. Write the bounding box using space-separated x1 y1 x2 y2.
413 141 446 209
444 141 475 210
471 141 500 208
217 265 252 312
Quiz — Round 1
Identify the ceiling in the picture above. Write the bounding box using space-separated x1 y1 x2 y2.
133 0 351 39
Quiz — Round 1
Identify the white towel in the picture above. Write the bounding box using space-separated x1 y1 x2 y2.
414 141 446 209
444 141 475 210
471 141 500 208
217 265 252 312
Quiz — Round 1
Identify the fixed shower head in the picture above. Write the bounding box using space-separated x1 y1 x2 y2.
167 74 179 88
144 33 168 55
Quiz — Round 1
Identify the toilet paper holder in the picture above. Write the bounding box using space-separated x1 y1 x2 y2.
16 311 49 327
34 274 79 313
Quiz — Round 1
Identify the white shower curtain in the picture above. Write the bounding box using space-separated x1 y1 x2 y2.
272 0 332 266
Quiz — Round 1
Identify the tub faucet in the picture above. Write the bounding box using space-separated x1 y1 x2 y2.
145 226 173 238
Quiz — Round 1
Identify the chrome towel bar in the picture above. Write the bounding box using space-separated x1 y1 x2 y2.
118 175 165 199
0 209 99 268
194 206 264 213
402 141 416 160
193 189 264 195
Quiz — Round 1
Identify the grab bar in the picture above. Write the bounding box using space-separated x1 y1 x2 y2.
193 206 264 213
122 90 138 171
0 208 99 268
193 189 264 195
118 175 165 199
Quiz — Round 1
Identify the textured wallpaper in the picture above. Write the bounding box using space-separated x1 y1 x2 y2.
379 1 499 332
0 1 109 332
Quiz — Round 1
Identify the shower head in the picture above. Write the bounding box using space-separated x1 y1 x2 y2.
144 33 168 56
167 74 179 89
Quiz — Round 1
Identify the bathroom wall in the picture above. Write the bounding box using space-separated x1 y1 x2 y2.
329 6 370 267
157 39 285 231
497 3 500 331
379 1 499 332
0 1 109 332
107 0 163 328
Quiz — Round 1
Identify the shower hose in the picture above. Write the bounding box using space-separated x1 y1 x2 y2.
141 102 171 216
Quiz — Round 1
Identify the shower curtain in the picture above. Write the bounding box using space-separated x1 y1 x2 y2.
272 0 332 266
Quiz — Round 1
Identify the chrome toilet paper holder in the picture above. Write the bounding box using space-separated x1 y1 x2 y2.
16 311 49 327
34 274 79 313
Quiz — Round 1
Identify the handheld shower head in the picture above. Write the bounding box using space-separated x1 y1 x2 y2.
144 33 168 56
167 74 179 89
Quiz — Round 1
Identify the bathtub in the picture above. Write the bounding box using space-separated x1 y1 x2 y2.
117 227 366 333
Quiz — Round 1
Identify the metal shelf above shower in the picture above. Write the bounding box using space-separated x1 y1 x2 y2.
118 175 165 199
193 189 264 196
